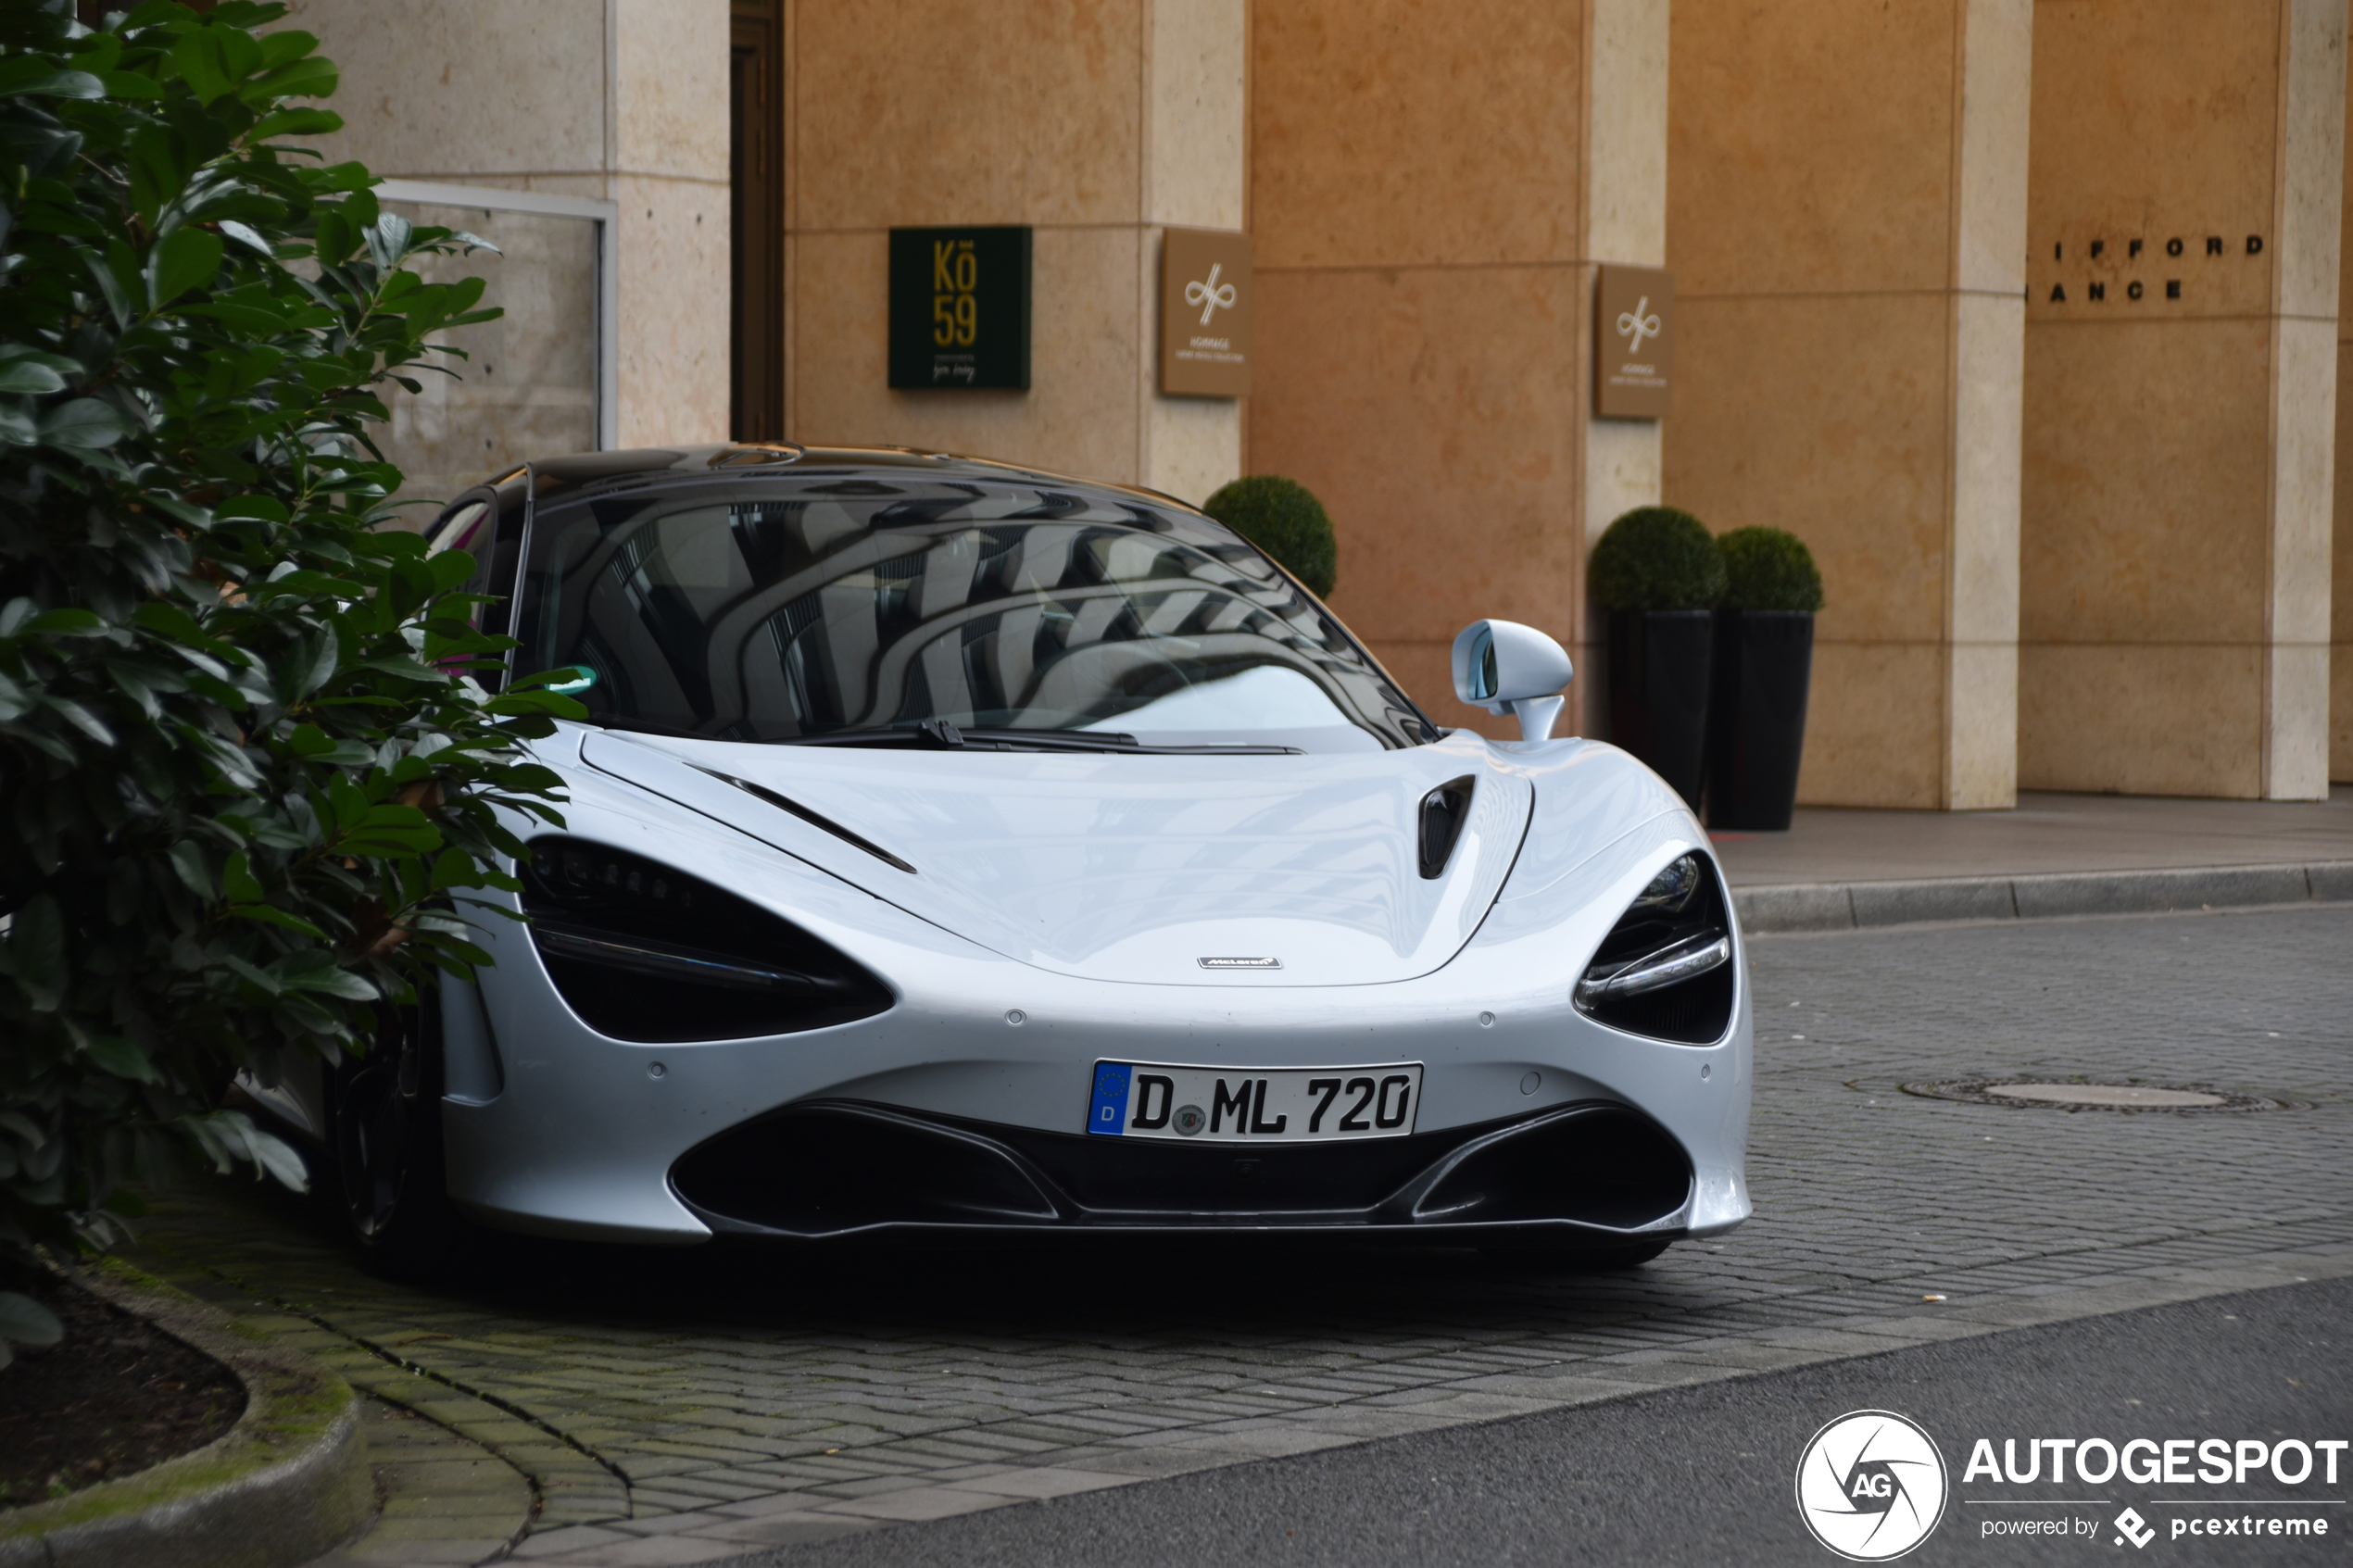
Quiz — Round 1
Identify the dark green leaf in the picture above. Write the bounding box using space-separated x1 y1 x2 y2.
0 63 105 98
40 398 130 450
147 227 226 309
0 362 67 395
82 1035 162 1084
6 896 68 1012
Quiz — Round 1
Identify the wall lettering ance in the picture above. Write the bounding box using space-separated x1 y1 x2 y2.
2040 233 2263 306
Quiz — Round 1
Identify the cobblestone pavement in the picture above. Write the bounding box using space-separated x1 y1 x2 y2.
130 906 2353 1567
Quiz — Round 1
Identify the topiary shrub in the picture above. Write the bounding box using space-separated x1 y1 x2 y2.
1202 475 1338 598
0 0 576 1333
1589 507 1726 612
1716 526 1825 612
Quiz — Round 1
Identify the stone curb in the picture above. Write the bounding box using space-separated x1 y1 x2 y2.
0 1262 374 1568
1733 859 2353 935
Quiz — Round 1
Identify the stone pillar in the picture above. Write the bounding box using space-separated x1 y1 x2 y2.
286 0 733 451
1579 0 1671 739
1666 0 2029 809
1250 0 1668 736
2334 9 2353 783
2022 0 2343 800
783 0 1246 507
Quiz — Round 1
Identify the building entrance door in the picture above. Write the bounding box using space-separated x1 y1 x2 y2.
731 0 786 441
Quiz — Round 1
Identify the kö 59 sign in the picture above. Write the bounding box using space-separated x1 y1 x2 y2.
889 226 1031 390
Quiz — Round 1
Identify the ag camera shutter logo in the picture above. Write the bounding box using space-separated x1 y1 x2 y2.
1795 1410 1949 1561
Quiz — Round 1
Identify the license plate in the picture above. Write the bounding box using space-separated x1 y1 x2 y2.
1086 1061 1424 1144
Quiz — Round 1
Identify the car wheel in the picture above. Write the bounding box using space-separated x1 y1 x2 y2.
1481 1237 1673 1273
330 996 459 1267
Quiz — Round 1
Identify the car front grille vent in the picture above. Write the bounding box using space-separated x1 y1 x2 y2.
1573 852 1735 1045
1417 774 1477 879
690 766 916 873
521 836 891 1042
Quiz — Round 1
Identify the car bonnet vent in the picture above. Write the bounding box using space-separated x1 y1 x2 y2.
1573 852 1735 1045
1417 775 1478 879
521 837 891 1042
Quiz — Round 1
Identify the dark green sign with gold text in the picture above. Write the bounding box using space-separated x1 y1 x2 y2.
888 227 1031 391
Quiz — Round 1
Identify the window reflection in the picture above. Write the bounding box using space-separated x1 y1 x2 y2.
517 481 1431 750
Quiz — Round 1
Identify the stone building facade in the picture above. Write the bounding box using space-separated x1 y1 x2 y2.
284 0 2353 805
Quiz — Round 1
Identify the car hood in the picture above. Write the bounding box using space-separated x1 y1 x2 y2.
574 728 1534 986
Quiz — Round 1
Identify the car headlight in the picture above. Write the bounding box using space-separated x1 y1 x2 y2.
521 837 892 1042
1573 853 1735 1044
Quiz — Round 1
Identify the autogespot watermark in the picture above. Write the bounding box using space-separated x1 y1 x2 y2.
1797 1412 2347 1556
1797 1411 1951 1561
1961 1434 2346 1549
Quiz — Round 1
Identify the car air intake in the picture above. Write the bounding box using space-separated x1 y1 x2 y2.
1573 852 1735 1044
1418 774 1477 879
521 837 891 1042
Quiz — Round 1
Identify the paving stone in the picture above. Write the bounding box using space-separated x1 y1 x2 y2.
119 905 2353 1564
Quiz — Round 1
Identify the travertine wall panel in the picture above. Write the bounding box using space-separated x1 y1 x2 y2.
1251 265 1584 653
285 0 606 179
616 0 734 183
2336 333 2353 775
1252 0 1586 270
2331 6 2353 781
2020 320 2274 643
1667 0 1957 297
792 1 1141 230
1667 293 1953 646
614 172 731 448
1799 643 1947 809
2024 0 2342 799
2020 646 2267 797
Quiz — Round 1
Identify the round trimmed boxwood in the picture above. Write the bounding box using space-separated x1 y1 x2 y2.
1717 526 1826 612
1590 507 1726 611
1202 475 1338 598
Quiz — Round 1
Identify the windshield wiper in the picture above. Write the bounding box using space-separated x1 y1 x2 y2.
774 721 1300 756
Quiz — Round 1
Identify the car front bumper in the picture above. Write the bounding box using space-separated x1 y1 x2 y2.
439 775 1752 1247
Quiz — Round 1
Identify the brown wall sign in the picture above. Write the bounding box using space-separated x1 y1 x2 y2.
1161 228 1252 397
1595 264 1673 419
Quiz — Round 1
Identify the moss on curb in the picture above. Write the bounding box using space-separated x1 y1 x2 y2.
0 1262 371 1568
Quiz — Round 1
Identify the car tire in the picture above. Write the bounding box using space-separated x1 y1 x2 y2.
329 994 462 1270
1481 1237 1673 1273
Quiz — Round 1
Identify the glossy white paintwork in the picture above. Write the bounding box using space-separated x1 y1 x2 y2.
581 730 1531 987
413 721 1751 1247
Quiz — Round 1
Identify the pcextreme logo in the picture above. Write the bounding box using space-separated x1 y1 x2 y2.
1796 1410 1950 1561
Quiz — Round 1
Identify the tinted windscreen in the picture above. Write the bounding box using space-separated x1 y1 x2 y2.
514 476 1434 750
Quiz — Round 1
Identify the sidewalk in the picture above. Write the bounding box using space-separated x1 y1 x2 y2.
1714 786 2353 934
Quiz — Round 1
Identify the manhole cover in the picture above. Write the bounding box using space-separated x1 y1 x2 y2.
1902 1079 2293 1113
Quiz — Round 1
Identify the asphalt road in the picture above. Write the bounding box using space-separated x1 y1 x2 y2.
726 1277 2353 1568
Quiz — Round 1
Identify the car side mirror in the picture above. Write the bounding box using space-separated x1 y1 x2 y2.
1451 620 1574 743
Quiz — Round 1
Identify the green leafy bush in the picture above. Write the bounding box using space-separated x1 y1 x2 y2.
1589 507 1725 611
1716 526 1825 612
1202 475 1338 598
0 0 575 1312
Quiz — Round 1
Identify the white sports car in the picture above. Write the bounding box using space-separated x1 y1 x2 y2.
258 445 1751 1268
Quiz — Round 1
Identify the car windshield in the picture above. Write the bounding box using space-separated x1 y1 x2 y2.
511 475 1436 751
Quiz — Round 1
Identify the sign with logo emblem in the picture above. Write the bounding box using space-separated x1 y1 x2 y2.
1160 228 1252 397
1595 263 1673 419
888 227 1031 390
1795 1410 1948 1560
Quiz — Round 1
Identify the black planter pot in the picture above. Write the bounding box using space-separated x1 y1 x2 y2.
1606 610 1713 809
1704 609 1814 831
